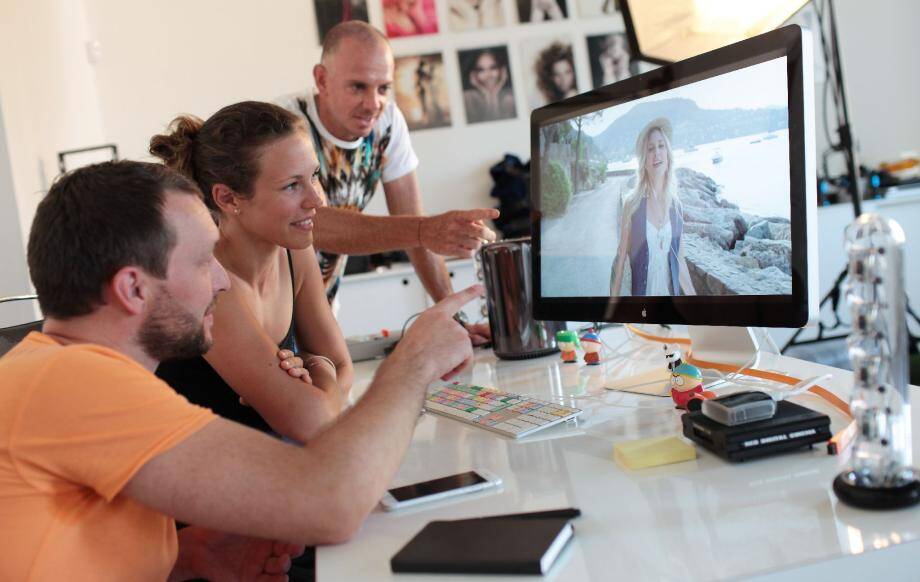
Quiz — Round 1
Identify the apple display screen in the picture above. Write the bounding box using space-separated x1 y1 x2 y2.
538 57 791 300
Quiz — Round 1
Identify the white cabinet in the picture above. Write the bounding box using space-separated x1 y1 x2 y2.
335 264 427 337
335 259 485 337
425 259 485 325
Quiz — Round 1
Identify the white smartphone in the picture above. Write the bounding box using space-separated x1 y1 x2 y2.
380 469 502 511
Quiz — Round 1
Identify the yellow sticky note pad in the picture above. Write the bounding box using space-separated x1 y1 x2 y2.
613 435 697 470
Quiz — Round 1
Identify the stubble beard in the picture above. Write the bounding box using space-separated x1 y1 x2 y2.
138 287 214 363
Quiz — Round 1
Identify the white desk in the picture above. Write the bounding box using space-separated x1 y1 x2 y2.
318 328 920 581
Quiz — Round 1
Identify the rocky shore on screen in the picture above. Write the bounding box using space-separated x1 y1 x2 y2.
676 167 792 295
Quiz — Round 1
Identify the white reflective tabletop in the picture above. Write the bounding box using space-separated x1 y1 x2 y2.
318 327 920 581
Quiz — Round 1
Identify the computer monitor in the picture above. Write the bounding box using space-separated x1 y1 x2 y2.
531 25 817 364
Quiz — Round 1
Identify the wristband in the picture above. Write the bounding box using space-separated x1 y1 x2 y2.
305 355 336 372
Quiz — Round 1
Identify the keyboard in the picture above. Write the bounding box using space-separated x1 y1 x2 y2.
424 383 582 438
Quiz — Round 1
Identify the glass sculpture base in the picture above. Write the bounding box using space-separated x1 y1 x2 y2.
833 472 920 510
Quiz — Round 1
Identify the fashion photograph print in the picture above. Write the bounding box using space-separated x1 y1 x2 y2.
394 53 452 130
458 46 518 125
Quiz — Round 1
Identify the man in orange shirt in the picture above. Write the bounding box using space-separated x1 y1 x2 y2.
0 161 477 581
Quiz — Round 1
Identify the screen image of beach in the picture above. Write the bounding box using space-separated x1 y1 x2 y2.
539 57 791 298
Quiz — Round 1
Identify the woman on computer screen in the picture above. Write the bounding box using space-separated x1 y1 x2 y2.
610 117 696 297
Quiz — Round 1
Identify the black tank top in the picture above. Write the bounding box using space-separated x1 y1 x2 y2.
156 250 298 433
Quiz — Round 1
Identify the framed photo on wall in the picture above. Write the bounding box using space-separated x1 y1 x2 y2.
586 32 635 89
313 0 369 43
515 0 568 23
394 53 452 130
383 0 439 37
520 37 578 109
457 46 518 125
57 144 118 174
576 0 617 18
448 0 505 32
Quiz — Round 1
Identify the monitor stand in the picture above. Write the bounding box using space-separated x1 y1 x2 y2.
688 326 770 369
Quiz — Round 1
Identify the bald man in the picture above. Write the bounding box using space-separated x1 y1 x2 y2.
277 22 495 344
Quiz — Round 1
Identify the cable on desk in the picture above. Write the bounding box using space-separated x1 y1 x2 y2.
400 312 423 339
620 325 769 389
598 332 652 364
623 324 856 455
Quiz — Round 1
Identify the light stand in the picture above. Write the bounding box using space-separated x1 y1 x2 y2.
782 0 858 350
784 0 920 358
819 0 861 216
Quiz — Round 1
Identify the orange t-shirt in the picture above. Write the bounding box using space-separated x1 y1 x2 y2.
0 332 216 581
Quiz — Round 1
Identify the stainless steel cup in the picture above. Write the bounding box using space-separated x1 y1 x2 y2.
479 237 565 360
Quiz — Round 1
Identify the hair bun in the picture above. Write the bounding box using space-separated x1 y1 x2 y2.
149 115 204 179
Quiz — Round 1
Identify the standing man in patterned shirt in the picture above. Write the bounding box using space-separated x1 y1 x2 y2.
277 21 496 344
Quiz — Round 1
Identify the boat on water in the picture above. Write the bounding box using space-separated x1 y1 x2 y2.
712 149 723 164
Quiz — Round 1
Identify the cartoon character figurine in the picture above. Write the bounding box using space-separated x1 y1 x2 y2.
580 331 602 365
664 344 683 371
669 361 713 409
556 330 579 363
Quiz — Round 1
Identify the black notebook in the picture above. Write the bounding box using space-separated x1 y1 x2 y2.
391 517 574 575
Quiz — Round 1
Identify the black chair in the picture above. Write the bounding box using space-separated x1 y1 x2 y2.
0 295 42 357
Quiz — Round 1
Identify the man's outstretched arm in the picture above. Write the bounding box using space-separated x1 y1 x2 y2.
385 170 498 297
311 172 498 264
384 172 494 345
123 286 482 547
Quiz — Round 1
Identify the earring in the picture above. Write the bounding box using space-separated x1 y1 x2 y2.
234 208 240 215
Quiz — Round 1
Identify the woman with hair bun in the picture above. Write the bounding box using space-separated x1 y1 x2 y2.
151 100 353 443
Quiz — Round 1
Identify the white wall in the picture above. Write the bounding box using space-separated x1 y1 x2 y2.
832 0 920 169
80 0 626 216
0 0 106 324
0 97 36 326
81 0 321 167
0 0 107 250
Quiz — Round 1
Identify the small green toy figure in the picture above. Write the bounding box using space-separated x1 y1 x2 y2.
556 330 579 363
580 330 602 365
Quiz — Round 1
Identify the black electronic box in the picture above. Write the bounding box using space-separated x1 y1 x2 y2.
682 400 831 462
